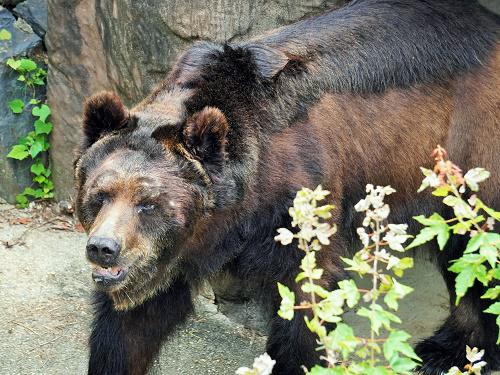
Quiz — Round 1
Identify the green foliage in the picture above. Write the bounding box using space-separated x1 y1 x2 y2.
408 146 499 344
274 185 420 374
5 57 53 208
0 28 12 41
238 146 495 375
6 57 47 91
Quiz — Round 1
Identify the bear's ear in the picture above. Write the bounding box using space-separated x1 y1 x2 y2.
245 43 289 80
183 107 228 168
81 91 129 149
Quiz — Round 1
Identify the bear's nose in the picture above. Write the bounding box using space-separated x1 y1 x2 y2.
86 236 121 266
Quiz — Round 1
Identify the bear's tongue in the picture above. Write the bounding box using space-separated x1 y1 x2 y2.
93 266 121 277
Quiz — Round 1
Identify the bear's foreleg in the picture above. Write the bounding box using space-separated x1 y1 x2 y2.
88 278 193 375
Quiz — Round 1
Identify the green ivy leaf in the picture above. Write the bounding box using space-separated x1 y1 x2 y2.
7 144 29 160
8 99 24 114
34 120 52 135
0 28 12 41
29 141 44 158
18 58 37 72
15 194 28 207
30 161 45 176
32 104 51 122
33 175 46 184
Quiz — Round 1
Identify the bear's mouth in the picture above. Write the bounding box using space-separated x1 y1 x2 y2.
91 265 128 288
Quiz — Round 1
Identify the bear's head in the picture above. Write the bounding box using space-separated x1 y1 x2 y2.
74 91 229 310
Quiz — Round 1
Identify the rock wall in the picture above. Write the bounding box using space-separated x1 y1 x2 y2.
33 0 500 200
0 3 45 203
47 0 344 200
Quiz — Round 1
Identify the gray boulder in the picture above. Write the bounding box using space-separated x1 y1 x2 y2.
0 6 44 203
13 0 48 38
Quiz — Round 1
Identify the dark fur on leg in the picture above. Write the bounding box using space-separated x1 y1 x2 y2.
266 312 319 375
416 236 500 374
88 279 193 375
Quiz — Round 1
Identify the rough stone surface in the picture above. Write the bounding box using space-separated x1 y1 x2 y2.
13 0 48 38
0 0 23 6
46 0 110 201
480 0 500 15
47 0 344 200
0 5 44 204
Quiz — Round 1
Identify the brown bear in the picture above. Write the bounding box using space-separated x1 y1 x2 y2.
74 0 500 374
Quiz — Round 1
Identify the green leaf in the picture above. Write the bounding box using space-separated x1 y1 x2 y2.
389 356 419 374
406 227 438 249
484 302 500 315
7 144 29 160
383 330 421 362
475 198 500 221
29 98 41 105
32 104 51 122
30 161 45 176
482 286 500 300
338 279 360 308
328 323 359 360
34 120 53 135
17 74 25 82
0 28 12 41
18 58 37 72
384 279 414 310
357 304 401 335
277 283 295 320
15 194 28 207
8 99 24 114
480 244 498 268
432 186 449 197
28 141 44 158
33 175 46 184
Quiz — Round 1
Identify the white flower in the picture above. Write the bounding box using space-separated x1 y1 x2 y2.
373 204 390 221
354 198 370 212
236 353 276 375
466 346 485 364
383 231 409 252
374 248 390 260
387 255 400 270
468 194 477 206
382 186 396 195
445 366 463 375
470 361 487 375
274 228 294 245
418 168 440 192
357 227 370 247
387 223 408 235
486 217 495 231
464 168 490 192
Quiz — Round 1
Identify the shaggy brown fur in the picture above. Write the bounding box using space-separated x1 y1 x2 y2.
75 1 499 374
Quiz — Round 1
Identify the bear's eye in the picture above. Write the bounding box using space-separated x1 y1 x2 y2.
137 203 155 214
96 191 111 205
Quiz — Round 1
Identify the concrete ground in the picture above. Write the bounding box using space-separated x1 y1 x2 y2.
0 205 498 375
